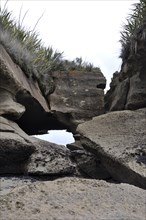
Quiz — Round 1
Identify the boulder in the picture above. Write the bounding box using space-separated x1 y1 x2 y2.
0 177 145 220
77 109 146 189
0 117 75 176
0 117 35 174
27 138 75 176
49 70 106 132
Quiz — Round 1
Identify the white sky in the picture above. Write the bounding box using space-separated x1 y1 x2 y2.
35 130 74 146
1 0 139 144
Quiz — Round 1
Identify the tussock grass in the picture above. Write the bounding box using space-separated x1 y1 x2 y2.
0 3 101 95
120 0 146 60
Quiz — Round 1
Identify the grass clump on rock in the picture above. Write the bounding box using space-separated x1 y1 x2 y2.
120 0 146 60
0 3 101 96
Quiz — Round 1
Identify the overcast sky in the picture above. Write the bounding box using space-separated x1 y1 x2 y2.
1 0 139 144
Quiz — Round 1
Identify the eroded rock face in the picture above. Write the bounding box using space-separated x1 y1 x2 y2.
0 44 68 134
27 138 75 176
77 109 146 189
0 117 35 174
49 70 106 132
0 177 145 220
0 44 49 111
0 88 25 120
105 22 146 112
0 44 53 134
0 117 75 176
105 68 146 111
67 142 111 180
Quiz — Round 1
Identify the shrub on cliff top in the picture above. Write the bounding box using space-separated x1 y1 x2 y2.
120 0 146 60
0 3 64 79
0 3 101 95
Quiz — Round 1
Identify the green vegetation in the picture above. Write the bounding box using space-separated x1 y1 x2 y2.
0 3 63 80
0 2 101 96
120 0 146 59
62 57 101 73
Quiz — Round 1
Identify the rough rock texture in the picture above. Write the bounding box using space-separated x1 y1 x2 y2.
0 88 25 120
0 176 39 196
105 71 130 111
0 117 35 174
0 177 145 220
27 138 75 176
68 142 111 180
0 117 75 176
0 44 66 134
105 22 146 111
1 22 146 220
0 44 49 111
49 70 106 132
77 109 146 189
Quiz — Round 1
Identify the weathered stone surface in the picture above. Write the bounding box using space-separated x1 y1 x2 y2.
77 109 146 189
49 70 106 132
126 71 146 109
0 88 25 119
105 72 130 111
0 44 49 112
70 148 111 179
67 140 83 151
0 117 75 176
16 91 67 134
105 22 146 112
67 141 111 179
27 138 75 176
0 177 145 220
0 176 39 196
105 69 146 111
0 117 35 174
0 44 68 134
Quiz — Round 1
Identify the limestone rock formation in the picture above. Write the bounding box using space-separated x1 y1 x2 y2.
49 70 106 132
0 177 145 220
77 109 146 189
0 44 66 134
0 117 35 174
0 44 49 112
0 116 75 176
0 42 108 179
1 12 146 220
27 138 75 176
105 22 146 112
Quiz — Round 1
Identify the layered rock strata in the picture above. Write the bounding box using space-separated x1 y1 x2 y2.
0 44 66 134
49 70 106 132
77 108 146 189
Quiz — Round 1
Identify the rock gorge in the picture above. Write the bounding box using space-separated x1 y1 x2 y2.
0 13 146 220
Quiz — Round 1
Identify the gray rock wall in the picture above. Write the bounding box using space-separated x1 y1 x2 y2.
49 70 106 132
105 22 146 112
